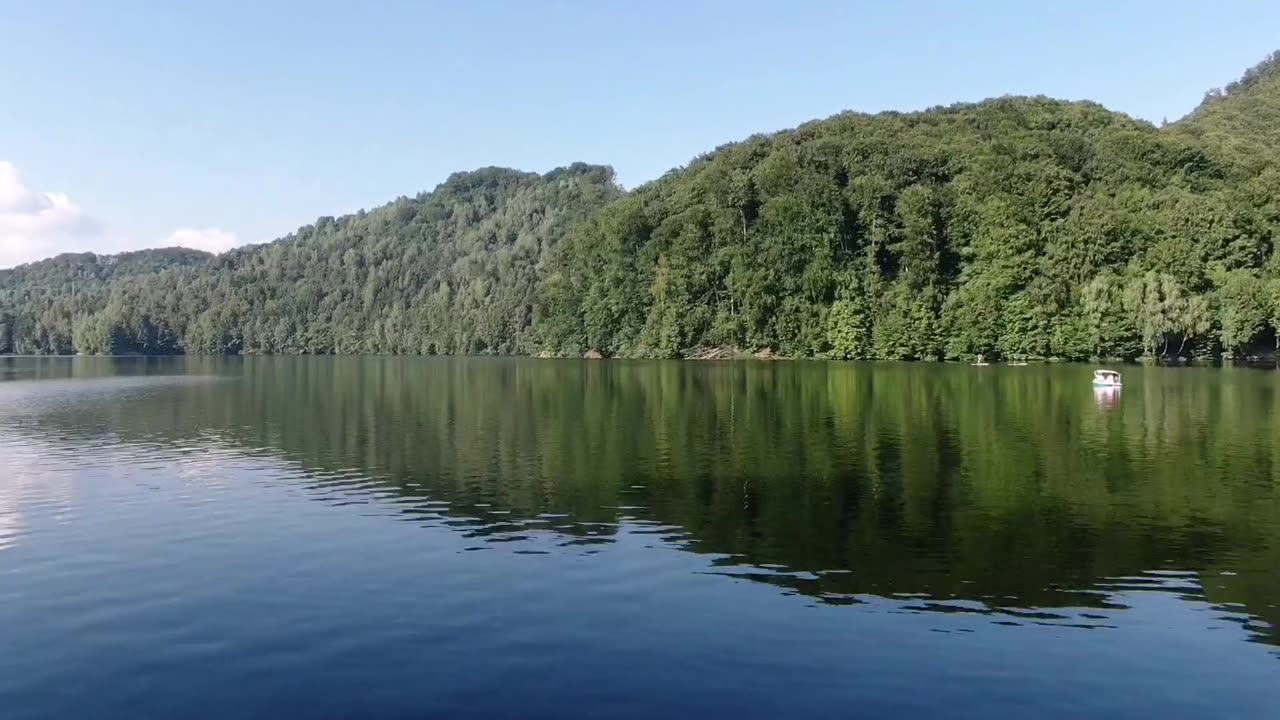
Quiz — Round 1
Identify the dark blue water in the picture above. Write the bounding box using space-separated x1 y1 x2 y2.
0 357 1277 718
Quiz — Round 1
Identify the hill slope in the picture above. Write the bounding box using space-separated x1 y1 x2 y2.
2 54 1280 360
542 94 1278 360
1177 51 1280 173
1 165 620 355
0 248 213 353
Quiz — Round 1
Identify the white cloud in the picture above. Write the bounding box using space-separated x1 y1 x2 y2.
160 227 239 254
0 161 99 268
0 160 241 268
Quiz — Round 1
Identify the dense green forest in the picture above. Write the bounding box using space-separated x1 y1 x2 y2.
4 53 1280 361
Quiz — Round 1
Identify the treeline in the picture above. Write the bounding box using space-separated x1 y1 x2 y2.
4 54 1280 361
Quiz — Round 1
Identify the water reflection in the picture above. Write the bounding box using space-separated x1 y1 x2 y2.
1 356 1278 648
1093 385 1120 410
0 441 77 553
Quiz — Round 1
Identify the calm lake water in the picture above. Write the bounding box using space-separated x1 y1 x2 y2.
1 356 1277 718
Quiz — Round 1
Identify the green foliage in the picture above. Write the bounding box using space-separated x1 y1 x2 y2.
1121 271 1185 357
825 299 868 359
5 54 1280 361
1217 270 1269 355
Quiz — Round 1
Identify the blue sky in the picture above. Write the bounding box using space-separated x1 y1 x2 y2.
2 1 1279 266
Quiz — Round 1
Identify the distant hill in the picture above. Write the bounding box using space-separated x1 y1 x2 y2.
1 165 620 355
0 248 213 353
3 54 1279 361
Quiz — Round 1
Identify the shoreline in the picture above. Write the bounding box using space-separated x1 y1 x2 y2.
2 352 1277 369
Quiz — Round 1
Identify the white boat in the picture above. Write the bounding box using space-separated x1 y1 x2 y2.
1092 369 1121 388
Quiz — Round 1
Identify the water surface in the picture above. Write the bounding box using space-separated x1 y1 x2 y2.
1 357 1277 718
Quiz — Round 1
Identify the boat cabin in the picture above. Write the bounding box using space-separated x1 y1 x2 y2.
1092 369 1122 387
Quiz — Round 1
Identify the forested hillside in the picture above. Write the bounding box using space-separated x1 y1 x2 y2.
0 248 212 354
3 54 1280 361
1 165 620 355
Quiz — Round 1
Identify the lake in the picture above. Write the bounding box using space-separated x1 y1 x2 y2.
0 356 1277 718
